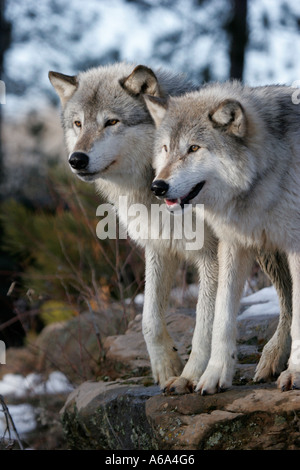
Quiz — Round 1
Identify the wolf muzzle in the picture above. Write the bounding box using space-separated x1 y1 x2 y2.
69 152 89 170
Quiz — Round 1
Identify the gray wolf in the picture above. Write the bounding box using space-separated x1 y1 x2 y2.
49 64 292 394
145 80 300 393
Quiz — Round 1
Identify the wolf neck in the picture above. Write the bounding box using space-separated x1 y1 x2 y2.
95 165 156 210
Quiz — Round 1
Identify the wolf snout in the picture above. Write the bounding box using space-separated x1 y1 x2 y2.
151 180 169 197
69 152 89 171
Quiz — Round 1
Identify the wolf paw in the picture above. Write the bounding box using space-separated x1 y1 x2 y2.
254 335 290 383
254 354 284 383
277 368 300 391
195 363 233 395
163 376 196 395
151 349 184 389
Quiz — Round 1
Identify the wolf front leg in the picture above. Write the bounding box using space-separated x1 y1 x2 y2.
277 252 300 391
163 245 219 394
254 250 292 382
142 246 183 388
196 241 253 395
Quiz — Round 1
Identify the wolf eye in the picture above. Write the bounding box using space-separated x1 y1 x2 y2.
188 145 200 153
163 145 168 152
105 119 119 127
74 120 81 128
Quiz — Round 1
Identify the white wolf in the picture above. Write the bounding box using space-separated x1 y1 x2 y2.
145 80 300 394
49 64 292 394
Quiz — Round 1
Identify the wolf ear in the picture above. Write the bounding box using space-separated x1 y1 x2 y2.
120 65 161 97
144 95 168 127
48 71 78 105
209 99 246 138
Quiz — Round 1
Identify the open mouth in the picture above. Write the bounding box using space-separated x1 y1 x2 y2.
165 181 205 209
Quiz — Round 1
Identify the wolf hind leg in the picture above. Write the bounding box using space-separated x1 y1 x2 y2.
254 251 292 382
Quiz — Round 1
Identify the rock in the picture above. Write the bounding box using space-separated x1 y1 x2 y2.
0 303 133 384
60 287 298 450
60 378 160 450
146 384 300 450
104 308 195 377
237 313 279 346
34 304 130 384
61 380 300 450
103 313 150 374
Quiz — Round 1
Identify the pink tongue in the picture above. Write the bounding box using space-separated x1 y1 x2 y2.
165 192 190 206
165 198 179 206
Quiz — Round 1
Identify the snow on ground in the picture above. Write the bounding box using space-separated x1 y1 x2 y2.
0 403 36 439
0 371 74 398
0 372 74 441
239 286 280 320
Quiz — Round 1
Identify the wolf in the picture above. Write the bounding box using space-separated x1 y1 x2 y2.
145 80 300 393
49 63 292 394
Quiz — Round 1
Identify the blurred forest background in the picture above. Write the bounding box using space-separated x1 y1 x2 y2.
0 0 300 376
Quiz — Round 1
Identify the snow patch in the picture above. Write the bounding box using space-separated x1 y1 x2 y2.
0 371 74 398
239 286 280 320
0 403 36 438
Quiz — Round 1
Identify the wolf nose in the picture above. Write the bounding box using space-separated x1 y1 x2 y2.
151 180 169 196
69 152 89 170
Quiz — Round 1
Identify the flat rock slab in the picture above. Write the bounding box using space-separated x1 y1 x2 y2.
146 384 300 450
61 379 300 450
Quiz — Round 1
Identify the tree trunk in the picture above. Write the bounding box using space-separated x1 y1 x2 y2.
227 0 248 80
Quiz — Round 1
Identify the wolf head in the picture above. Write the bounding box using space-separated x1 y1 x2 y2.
145 83 260 211
49 63 168 184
